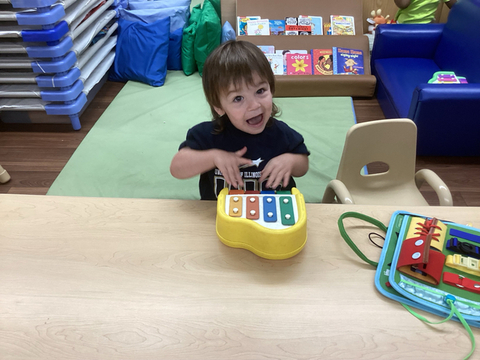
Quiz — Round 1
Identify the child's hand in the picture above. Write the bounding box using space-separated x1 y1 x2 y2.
213 146 251 188
259 153 308 189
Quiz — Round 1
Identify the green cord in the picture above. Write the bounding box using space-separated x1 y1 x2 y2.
337 211 388 267
403 300 476 360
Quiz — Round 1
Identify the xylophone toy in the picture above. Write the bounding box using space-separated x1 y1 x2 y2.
216 187 307 260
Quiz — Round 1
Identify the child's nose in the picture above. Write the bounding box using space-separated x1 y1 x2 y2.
247 98 261 110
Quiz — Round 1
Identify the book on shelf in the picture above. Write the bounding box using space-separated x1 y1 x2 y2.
237 16 260 35
330 15 355 35
310 16 323 35
276 49 308 74
324 22 332 35
285 53 313 75
257 45 275 54
332 47 364 75
265 53 284 75
247 19 270 35
269 19 285 35
299 15 322 35
310 49 333 75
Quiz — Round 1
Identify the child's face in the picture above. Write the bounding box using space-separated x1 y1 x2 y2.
214 72 273 135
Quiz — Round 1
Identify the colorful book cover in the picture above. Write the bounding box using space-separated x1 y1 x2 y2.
286 53 312 75
265 53 284 75
247 19 270 35
257 45 275 54
332 47 364 75
309 16 323 35
324 22 332 35
237 16 260 36
330 15 355 35
269 19 285 35
311 49 333 75
276 49 308 74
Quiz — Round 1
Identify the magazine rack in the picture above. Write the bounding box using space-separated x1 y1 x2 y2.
224 0 376 97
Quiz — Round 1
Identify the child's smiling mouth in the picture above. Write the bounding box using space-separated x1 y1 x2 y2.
247 114 263 126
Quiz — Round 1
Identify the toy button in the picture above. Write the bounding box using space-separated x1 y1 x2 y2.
412 252 421 260
415 240 424 246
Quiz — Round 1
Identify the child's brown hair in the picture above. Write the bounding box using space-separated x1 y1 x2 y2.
202 40 280 132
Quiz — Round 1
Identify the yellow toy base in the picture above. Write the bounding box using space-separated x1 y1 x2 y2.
216 188 307 260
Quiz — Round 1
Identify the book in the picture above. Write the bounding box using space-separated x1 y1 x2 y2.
299 15 322 34
265 53 284 75
269 19 285 35
309 16 323 35
310 49 333 75
247 19 270 35
330 15 355 35
285 53 312 75
332 47 364 75
237 16 260 36
324 22 332 35
257 45 275 54
276 49 308 74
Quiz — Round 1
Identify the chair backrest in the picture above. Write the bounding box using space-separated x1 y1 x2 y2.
434 0 480 83
336 119 418 195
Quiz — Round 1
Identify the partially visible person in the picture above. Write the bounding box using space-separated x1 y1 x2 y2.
394 0 457 24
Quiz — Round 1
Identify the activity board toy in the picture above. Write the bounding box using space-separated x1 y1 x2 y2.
216 187 307 260
428 71 468 84
339 211 480 358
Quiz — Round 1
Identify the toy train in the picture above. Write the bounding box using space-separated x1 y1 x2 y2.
216 187 307 260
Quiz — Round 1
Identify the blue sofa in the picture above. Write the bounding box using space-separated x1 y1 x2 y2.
371 0 480 156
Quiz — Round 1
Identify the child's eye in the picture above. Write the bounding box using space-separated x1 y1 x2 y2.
233 96 243 103
257 88 265 95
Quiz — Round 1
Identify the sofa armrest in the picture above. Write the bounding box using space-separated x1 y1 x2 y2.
408 83 480 156
371 24 444 61
409 83 480 116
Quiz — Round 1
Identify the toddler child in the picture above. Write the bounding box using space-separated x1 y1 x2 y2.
170 40 310 200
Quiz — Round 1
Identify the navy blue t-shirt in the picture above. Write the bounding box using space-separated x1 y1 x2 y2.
179 117 310 200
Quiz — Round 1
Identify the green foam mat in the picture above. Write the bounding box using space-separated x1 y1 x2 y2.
48 71 355 202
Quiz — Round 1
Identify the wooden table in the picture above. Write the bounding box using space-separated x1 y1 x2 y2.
1 194 479 359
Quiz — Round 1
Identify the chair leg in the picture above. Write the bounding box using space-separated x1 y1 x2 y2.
0 165 11 184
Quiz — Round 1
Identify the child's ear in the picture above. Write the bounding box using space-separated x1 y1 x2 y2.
214 106 225 117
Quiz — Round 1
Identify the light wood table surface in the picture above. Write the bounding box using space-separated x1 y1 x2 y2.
1 194 479 360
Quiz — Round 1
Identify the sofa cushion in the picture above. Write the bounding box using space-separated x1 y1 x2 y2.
434 0 480 83
374 57 439 117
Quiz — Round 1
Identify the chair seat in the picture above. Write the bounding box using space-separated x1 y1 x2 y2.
349 183 429 206
373 58 440 117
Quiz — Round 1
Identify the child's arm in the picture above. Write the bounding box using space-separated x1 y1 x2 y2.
170 146 252 188
259 153 309 189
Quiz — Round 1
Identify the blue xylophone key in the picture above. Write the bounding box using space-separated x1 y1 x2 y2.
263 196 277 222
